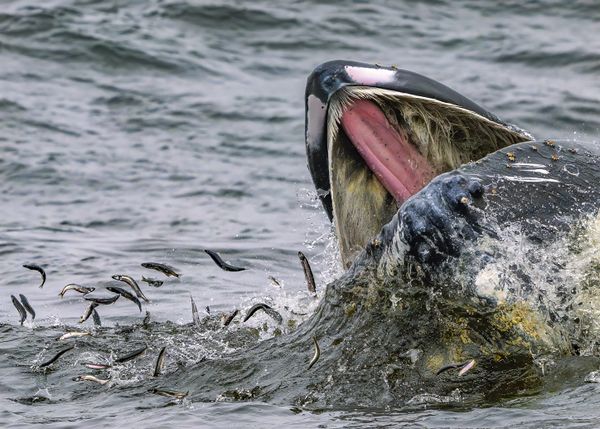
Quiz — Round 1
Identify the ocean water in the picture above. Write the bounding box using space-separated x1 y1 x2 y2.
1 0 599 427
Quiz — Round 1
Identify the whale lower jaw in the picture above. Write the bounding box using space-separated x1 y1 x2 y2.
327 86 531 267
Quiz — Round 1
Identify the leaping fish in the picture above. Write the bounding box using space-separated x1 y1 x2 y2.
84 294 119 305
242 303 283 324
204 249 246 272
18 294 35 321
141 276 163 288
11 295 27 325
153 346 167 377
297 252 316 294
79 302 99 324
190 295 201 327
112 275 149 302
107 286 142 312
92 308 101 326
141 262 180 278
222 309 239 327
23 264 46 288
59 284 95 298
39 346 74 368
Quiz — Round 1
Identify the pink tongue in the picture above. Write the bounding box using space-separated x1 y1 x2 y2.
340 99 436 203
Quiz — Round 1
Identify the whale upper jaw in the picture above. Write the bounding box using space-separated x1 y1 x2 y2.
305 60 532 267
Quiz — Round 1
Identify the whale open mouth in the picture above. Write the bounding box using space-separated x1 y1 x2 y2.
322 85 531 267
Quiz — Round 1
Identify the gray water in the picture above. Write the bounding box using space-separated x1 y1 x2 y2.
1 0 600 427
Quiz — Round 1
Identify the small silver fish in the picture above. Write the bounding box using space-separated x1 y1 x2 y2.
58 331 90 341
112 275 149 302
268 275 282 287
59 284 95 298
107 286 142 312
115 346 147 363
307 336 320 370
84 294 119 305
79 302 99 324
19 294 35 321
204 249 246 272
82 362 111 370
222 309 239 327
149 388 188 399
242 303 282 324
154 346 167 377
298 251 316 294
92 308 101 326
23 264 46 288
39 346 74 368
190 295 200 327
141 262 180 278
458 359 476 376
73 375 109 385
141 276 163 287
436 362 466 375
11 295 27 325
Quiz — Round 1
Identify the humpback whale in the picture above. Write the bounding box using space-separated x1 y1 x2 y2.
171 61 600 408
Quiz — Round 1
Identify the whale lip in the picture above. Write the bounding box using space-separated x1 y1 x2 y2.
305 60 531 222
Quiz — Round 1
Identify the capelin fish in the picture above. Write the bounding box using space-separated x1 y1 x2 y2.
268 275 282 287
307 336 320 370
149 388 188 399
79 302 99 323
205 306 210 315
112 274 149 302
115 346 147 363
190 295 200 327
58 331 90 341
436 361 468 375
59 284 95 298
107 286 142 312
298 251 316 294
73 375 109 385
242 303 283 324
204 249 246 272
222 309 239 327
84 294 119 305
23 264 46 288
18 294 36 321
141 276 163 288
154 346 167 377
39 346 74 368
92 308 101 326
11 295 27 325
82 362 111 370
458 359 476 376
436 360 476 376
141 262 180 278
143 311 151 326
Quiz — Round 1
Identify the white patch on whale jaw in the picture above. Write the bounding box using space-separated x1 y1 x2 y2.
326 85 532 268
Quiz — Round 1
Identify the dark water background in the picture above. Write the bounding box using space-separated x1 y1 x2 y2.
1 0 599 427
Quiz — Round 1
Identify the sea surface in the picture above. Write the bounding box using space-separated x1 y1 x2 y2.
1 0 599 427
